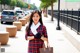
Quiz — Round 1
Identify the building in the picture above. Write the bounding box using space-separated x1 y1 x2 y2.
48 0 80 10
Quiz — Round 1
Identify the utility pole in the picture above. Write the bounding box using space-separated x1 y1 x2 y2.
56 0 61 30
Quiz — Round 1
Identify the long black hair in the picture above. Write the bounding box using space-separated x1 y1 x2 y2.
26 10 43 32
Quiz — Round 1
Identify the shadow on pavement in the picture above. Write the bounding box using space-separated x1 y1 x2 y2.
9 36 18 39
1 44 10 47
2 22 13 25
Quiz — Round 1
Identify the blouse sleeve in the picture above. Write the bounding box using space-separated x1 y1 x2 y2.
42 26 48 38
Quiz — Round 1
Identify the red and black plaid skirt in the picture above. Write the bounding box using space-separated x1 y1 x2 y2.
28 39 44 53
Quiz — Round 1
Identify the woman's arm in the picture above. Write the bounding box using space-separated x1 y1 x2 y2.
27 36 34 40
25 26 34 40
25 31 34 40
41 26 48 42
41 37 48 42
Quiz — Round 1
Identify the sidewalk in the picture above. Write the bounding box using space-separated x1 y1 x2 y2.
1 14 80 53
42 15 80 53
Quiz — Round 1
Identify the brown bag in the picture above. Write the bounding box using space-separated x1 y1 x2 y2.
39 43 53 53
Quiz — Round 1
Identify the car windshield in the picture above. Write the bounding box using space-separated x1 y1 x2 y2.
16 11 22 13
2 11 14 15
2 11 8 15
9 12 14 15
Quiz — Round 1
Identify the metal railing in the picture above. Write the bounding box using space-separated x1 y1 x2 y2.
48 9 80 34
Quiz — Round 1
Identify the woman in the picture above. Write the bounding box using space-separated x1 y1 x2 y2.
25 10 48 53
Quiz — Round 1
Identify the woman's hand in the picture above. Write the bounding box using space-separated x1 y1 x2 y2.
41 36 49 47
27 36 34 40
41 36 48 41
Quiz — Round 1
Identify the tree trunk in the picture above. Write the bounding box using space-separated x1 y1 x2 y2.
1 4 2 11
12 6 14 10
51 3 53 21
10 5 11 10
4 4 5 10
45 8 47 17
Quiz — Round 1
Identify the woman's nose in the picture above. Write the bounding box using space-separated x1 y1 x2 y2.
34 17 37 18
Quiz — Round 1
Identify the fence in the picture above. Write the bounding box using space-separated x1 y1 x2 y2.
48 9 80 34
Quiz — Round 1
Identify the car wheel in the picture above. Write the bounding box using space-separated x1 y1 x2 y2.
19 17 21 19
1 21 3 24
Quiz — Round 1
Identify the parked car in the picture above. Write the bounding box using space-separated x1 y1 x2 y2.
1 10 17 24
24 11 29 16
16 10 25 19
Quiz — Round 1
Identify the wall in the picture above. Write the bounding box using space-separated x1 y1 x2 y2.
48 0 80 10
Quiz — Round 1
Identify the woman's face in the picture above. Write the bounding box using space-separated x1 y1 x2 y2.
32 13 40 24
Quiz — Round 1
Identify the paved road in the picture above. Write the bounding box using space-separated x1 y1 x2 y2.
0 23 13 31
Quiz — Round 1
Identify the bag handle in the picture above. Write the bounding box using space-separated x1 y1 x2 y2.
43 42 51 51
47 41 50 48
43 41 50 48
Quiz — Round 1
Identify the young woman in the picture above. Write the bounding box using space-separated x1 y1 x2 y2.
25 10 48 53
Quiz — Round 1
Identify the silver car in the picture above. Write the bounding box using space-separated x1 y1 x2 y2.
1 10 17 24
16 10 25 19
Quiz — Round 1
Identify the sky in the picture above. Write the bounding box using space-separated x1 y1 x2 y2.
30 0 41 7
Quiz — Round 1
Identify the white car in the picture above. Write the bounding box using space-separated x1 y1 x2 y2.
16 10 25 19
24 11 29 16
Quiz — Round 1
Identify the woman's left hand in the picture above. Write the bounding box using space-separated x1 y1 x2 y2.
41 36 48 41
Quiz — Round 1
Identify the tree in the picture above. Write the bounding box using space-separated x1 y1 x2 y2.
10 0 17 6
40 2 51 17
5 0 11 5
0 0 11 9
10 0 17 9
23 3 28 8
30 4 37 10
40 0 57 21
16 0 24 9
0 0 1 4
16 0 21 7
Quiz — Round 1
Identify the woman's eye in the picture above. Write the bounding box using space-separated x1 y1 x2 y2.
33 16 35 17
36 16 38 17
33 16 38 18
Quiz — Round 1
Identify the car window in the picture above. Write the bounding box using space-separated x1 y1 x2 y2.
2 11 8 15
16 11 22 13
9 12 14 15
2 11 14 15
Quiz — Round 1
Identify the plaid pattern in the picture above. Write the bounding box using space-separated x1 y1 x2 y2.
25 25 48 53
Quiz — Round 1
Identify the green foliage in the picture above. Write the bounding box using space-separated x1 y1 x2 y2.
0 0 1 4
0 0 11 5
40 0 57 9
30 4 37 10
10 0 17 6
23 3 28 8
0 0 36 9
40 2 51 9
16 0 21 7
41 0 57 3
16 0 28 8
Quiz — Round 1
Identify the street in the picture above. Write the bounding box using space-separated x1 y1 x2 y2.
0 14 80 53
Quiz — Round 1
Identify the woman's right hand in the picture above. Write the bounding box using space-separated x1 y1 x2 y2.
27 36 34 40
